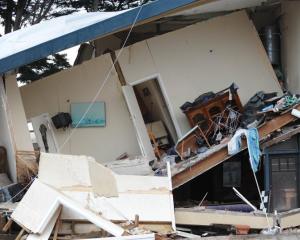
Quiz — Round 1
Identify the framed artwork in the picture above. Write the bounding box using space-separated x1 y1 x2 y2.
71 102 106 127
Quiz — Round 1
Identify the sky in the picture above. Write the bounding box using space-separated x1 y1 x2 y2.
0 18 80 65
60 45 80 65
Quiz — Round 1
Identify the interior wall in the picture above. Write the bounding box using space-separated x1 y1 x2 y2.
117 10 282 136
281 1 300 93
0 77 17 182
20 54 141 163
6 74 34 152
134 79 178 141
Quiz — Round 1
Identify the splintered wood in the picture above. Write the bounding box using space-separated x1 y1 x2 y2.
16 150 38 183
172 104 300 189
11 179 125 237
10 153 175 239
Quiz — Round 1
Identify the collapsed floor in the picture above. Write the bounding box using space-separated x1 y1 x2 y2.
0 85 300 239
2 1 300 239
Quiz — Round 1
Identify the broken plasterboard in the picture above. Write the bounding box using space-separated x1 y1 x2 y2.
38 153 175 228
11 178 60 233
38 153 118 197
105 157 153 176
26 207 61 240
61 173 174 223
11 179 124 236
89 161 118 197
74 234 155 240
61 191 174 223
38 153 93 188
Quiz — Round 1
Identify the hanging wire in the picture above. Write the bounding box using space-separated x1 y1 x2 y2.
3 4 144 204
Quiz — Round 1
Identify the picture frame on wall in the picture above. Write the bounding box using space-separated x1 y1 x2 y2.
71 102 106 127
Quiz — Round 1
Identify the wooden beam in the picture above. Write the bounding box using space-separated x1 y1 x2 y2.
15 228 25 240
172 104 300 189
280 208 300 229
110 51 127 86
175 208 273 229
52 206 63 240
2 219 13 232
261 126 300 149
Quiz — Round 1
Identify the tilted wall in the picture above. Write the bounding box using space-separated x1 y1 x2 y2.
117 11 282 136
20 54 140 163
281 1 300 94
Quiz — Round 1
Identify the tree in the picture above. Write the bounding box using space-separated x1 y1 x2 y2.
70 0 153 12
0 0 76 83
0 0 77 32
17 53 71 82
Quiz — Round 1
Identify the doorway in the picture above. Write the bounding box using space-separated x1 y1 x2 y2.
132 78 178 156
265 134 300 212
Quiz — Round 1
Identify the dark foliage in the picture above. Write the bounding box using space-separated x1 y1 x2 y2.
0 0 153 83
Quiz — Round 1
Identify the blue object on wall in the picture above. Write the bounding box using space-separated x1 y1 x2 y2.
71 102 106 127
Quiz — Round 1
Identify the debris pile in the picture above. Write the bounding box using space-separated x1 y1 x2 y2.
1 84 300 239
0 153 175 239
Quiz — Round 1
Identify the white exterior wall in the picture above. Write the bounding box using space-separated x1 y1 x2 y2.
6 74 34 152
0 78 17 181
281 1 300 93
20 54 140 163
117 11 282 136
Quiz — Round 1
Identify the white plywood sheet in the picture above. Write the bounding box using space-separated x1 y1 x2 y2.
38 153 174 225
61 191 173 222
39 153 117 197
76 234 155 240
89 161 118 197
115 175 170 193
11 179 61 234
12 179 124 236
39 153 94 189
105 157 153 176
27 207 61 240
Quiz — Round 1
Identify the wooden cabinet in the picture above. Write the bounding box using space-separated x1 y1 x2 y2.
183 90 243 135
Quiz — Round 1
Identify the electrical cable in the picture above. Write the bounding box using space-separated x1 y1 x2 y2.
3 4 144 204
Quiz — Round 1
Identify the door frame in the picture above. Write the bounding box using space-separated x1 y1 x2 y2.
129 73 183 139
122 85 156 161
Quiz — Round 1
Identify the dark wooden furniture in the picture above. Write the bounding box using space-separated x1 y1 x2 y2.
176 88 243 159
183 90 243 132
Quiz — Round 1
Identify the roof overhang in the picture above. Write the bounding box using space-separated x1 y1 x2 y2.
0 0 216 75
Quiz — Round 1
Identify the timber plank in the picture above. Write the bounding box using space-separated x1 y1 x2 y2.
172 105 300 189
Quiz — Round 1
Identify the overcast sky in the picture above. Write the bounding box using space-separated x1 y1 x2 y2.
60 45 80 65
0 24 79 64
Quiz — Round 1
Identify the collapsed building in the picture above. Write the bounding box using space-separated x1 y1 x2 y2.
1 0 300 239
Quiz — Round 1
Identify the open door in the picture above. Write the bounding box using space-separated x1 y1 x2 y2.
31 113 59 153
122 85 156 161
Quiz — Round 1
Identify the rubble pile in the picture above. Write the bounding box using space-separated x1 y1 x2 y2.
0 85 299 239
